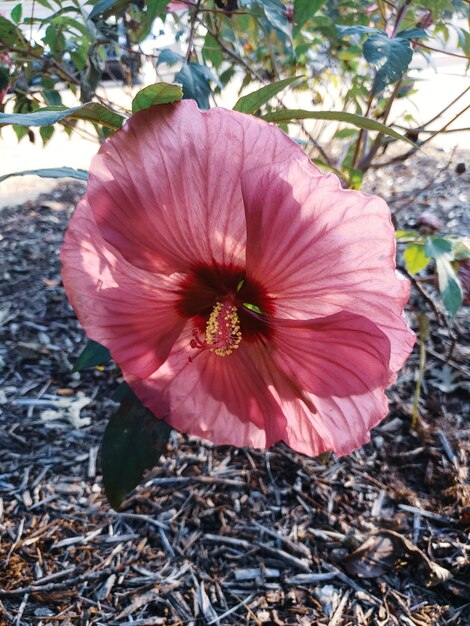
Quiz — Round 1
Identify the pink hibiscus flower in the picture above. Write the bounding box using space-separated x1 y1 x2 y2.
61 101 415 457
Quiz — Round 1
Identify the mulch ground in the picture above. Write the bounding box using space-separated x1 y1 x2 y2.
0 148 469 625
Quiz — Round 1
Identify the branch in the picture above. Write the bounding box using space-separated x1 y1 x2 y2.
369 103 470 168
352 0 410 172
185 0 203 62
415 41 470 60
419 85 469 129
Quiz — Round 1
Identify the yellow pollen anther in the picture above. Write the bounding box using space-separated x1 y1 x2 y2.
205 301 242 357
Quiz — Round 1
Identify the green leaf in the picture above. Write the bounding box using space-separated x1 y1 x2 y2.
44 89 62 107
11 3 22 23
452 240 470 261
0 167 89 183
261 109 417 147
111 381 134 404
293 0 325 38
132 82 183 114
363 33 413 93
157 48 183 66
435 259 463 318
39 125 54 145
89 0 126 20
0 14 28 47
415 0 453 17
36 0 53 9
175 63 216 110
233 76 304 114
102 391 171 510
395 229 419 239
202 33 224 70
0 66 9 92
337 25 380 38
256 0 291 39
424 237 452 258
44 23 65 59
73 339 111 373
404 243 431 274
425 238 463 317
130 0 171 41
0 102 125 130
397 28 427 40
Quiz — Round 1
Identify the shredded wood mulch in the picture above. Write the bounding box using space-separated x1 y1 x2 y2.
0 149 469 625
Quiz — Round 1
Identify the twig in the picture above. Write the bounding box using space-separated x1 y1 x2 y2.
411 313 428 428
370 103 470 168
419 85 469 129
438 429 459 469
415 41 470 60
351 91 374 169
398 266 444 324
353 0 410 171
257 542 311 572
91 510 170 530
398 504 454 523
391 0 411 37
358 79 402 170
207 593 256 625
0 564 134 598
185 0 203 62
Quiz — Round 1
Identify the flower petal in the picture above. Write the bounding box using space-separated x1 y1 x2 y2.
268 311 392 397
240 341 389 457
87 101 311 274
126 325 287 449
242 159 415 372
279 386 388 457
61 199 185 378
126 322 390 457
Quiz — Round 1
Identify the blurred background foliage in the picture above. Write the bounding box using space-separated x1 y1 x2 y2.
0 0 469 318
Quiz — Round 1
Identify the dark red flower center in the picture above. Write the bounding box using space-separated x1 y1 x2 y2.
177 263 275 355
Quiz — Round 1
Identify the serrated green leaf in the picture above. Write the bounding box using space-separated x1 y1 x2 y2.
73 339 111 373
404 243 431 274
89 0 126 20
255 0 291 39
102 391 171 510
175 63 215 110
157 48 183 66
132 82 183 114
336 25 380 38
261 109 416 147
293 0 326 37
0 102 125 130
0 167 89 183
233 76 304 114
397 28 427 40
363 33 413 93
